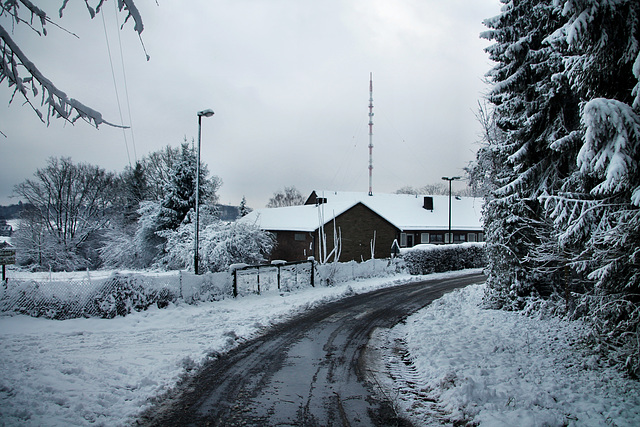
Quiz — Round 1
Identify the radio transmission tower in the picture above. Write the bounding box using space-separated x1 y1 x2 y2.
368 72 374 196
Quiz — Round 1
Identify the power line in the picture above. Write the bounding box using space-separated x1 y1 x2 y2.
113 0 137 163
101 8 131 167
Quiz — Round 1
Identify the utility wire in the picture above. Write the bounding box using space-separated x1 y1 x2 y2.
113 0 137 163
101 8 131 167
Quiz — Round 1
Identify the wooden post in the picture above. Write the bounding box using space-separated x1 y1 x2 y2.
277 265 281 290
233 269 238 298
257 270 260 295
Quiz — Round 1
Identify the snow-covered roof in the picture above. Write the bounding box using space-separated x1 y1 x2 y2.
241 202 357 232
241 191 483 232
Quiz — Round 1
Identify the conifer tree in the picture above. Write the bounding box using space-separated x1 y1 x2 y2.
239 196 252 217
545 0 640 374
480 0 581 306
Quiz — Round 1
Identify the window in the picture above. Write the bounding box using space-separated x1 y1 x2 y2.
294 233 306 241
444 233 452 244
421 233 430 244
430 234 444 244
400 233 407 247
454 234 466 243
468 233 477 242
478 233 484 242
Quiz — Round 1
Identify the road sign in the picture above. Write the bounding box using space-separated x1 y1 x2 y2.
0 248 16 265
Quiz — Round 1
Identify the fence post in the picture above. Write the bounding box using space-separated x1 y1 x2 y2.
277 265 281 290
257 269 261 294
233 269 238 297
310 260 315 287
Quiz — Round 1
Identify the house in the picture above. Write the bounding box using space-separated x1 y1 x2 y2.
0 220 12 237
240 190 484 262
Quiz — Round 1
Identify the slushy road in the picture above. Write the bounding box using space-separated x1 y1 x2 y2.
138 271 485 426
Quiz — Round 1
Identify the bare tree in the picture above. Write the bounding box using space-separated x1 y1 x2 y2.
0 0 145 129
267 186 305 208
13 157 115 270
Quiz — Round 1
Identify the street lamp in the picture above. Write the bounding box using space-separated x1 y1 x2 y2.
441 176 461 244
194 109 214 275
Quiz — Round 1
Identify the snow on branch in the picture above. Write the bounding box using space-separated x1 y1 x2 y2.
0 0 147 128
579 98 640 203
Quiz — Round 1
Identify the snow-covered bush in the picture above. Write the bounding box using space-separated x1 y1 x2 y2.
88 274 152 319
157 219 275 273
399 243 486 276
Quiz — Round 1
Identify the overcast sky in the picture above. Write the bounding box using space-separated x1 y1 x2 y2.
0 0 501 208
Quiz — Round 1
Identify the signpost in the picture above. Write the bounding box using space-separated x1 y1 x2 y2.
0 246 16 282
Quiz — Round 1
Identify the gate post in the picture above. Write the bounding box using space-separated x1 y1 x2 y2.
233 269 238 297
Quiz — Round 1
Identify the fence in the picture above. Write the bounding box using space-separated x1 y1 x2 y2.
232 260 314 297
0 257 400 320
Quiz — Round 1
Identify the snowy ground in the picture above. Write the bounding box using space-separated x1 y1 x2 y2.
1 270 639 426
0 271 430 426
370 284 640 426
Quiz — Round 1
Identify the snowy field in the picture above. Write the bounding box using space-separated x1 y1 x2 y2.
1 270 639 426
371 284 640 426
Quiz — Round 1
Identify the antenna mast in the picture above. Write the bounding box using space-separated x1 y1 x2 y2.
368 72 374 196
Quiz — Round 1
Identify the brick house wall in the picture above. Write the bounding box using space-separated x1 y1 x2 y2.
269 230 314 261
316 203 398 262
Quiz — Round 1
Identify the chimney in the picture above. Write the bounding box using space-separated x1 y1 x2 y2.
423 196 433 211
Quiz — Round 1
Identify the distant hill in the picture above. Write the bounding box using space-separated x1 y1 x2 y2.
0 203 242 222
0 203 29 220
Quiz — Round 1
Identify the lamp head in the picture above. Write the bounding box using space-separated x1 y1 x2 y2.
198 109 214 117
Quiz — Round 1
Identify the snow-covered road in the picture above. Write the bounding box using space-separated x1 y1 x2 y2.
1 269 640 426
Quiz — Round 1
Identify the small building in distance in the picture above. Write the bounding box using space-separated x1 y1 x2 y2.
0 220 12 237
239 191 484 262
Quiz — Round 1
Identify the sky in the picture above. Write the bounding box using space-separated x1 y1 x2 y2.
0 0 502 209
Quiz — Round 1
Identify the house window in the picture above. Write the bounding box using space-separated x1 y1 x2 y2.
468 233 477 242
430 234 444 244
454 234 466 243
478 233 484 242
444 233 452 244
400 233 407 247
421 233 430 244
294 233 306 241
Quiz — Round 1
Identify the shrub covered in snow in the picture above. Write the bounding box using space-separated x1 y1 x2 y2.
156 218 275 273
399 243 486 275
88 274 153 318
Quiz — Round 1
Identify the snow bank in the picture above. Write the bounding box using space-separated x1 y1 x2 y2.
376 284 640 426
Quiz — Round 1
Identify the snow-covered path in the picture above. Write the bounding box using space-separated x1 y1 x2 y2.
2 270 640 426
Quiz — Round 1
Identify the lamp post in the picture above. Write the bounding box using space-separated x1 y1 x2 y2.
441 176 461 244
194 109 214 275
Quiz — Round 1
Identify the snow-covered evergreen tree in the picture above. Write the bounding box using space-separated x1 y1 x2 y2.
480 0 581 307
156 143 203 231
477 0 640 374
239 196 252 217
100 144 221 269
544 0 640 374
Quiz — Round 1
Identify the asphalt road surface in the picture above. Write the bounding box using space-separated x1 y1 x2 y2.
137 271 485 426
